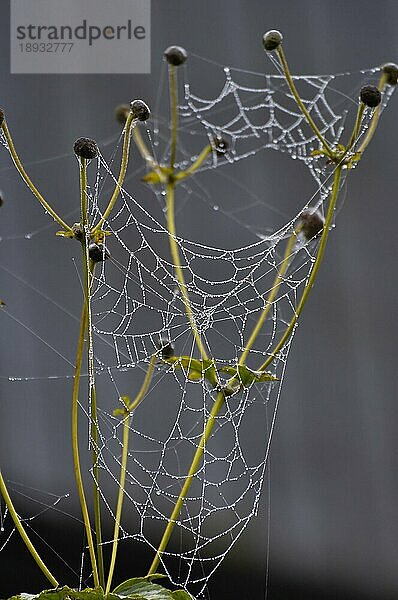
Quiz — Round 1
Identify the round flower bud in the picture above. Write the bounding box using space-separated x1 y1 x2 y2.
88 242 110 263
72 222 84 241
359 85 381 108
300 209 324 240
74 137 98 160
262 30 283 52
382 63 398 86
157 337 175 360
115 104 130 124
130 99 151 122
0 109 4 127
164 45 188 66
212 135 229 156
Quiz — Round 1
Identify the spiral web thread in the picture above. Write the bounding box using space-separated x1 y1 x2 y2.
0 56 395 597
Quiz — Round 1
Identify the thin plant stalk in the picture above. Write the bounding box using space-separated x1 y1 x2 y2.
71 302 99 587
92 112 135 234
168 65 178 170
0 470 59 587
133 127 158 168
105 412 130 595
166 180 208 360
276 46 334 158
1 120 72 233
346 103 365 152
238 230 298 366
105 353 157 594
165 64 208 360
258 164 343 372
79 158 105 588
148 389 226 575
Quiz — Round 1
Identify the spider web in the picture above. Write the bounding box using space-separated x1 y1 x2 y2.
0 53 395 598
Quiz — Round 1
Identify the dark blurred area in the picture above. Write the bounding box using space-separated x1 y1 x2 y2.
1 1 398 599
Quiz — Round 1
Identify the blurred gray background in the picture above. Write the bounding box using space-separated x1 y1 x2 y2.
1 1 398 598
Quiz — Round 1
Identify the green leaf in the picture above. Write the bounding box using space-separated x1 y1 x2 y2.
112 578 171 600
8 587 106 600
220 364 277 387
170 591 195 600
165 356 218 387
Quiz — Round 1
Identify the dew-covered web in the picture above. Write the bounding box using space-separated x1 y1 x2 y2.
0 52 395 597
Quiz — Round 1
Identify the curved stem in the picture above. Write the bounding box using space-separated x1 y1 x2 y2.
346 103 365 152
87 265 105 590
258 165 343 372
1 120 72 232
276 46 333 158
148 390 226 575
0 470 59 587
71 302 99 587
133 127 157 168
168 65 178 169
105 412 130 595
79 158 105 587
238 230 298 366
92 112 135 234
105 353 157 594
166 180 208 360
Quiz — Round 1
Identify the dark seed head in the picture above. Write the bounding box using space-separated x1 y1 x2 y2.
382 63 398 86
164 45 188 66
360 85 381 108
115 104 130 124
130 99 151 122
74 137 98 160
88 242 110 263
262 30 283 52
0 191 4 208
212 135 229 156
157 337 175 360
300 209 324 240
0 108 4 127
72 222 84 241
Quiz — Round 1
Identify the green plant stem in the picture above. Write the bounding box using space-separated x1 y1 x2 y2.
276 46 333 158
258 164 343 373
168 65 178 169
165 62 208 360
357 74 387 155
148 389 226 575
79 158 105 588
1 120 72 233
166 180 208 360
238 230 298 366
174 145 212 182
105 353 157 594
0 470 59 587
92 112 134 234
133 127 158 168
71 302 99 588
87 267 105 590
105 412 130 595
346 103 365 152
